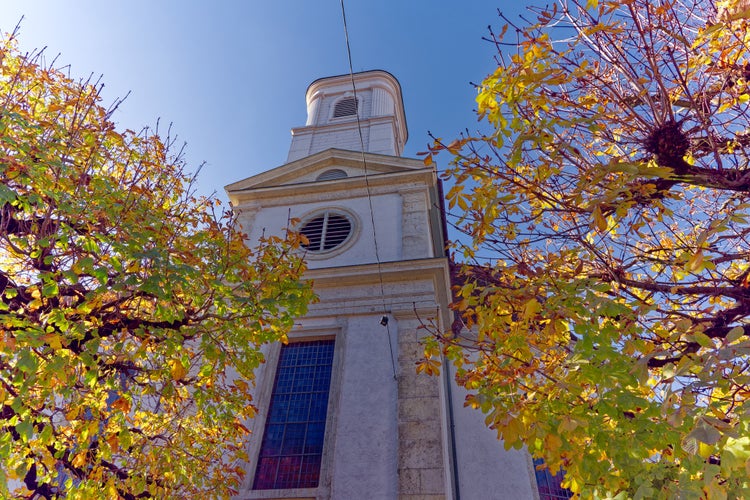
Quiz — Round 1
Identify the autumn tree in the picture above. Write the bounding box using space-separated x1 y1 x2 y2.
424 0 750 498
0 31 313 499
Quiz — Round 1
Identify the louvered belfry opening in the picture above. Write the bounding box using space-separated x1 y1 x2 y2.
332 96 357 118
300 212 352 252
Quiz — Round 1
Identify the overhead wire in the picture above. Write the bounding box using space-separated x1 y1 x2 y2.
339 0 397 381
337 8 463 497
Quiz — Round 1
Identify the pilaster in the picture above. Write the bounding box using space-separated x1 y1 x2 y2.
401 189 432 260
396 315 446 500
233 203 261 238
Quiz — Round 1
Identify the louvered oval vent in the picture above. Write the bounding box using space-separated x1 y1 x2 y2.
333 97 358 118
300 212 352 252
316 169 348 181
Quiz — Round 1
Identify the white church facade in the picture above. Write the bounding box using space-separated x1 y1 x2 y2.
226 71 560 500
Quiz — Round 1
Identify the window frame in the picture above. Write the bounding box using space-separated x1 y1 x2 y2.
244 329 344 500
252 340 336 491
297 208 359 259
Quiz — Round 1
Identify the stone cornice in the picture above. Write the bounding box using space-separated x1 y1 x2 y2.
225 148 426 193
303 257 453 326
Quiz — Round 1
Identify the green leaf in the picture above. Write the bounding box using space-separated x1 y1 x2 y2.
42 280 59 298
0 184 17 205
15 420 33 443
726 326 744 343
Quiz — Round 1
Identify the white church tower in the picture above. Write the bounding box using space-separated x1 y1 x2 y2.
226 71 542 500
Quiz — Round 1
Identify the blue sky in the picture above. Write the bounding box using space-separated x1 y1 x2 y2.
1 1 525 200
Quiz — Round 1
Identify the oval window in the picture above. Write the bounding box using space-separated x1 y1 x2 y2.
300 211 353 252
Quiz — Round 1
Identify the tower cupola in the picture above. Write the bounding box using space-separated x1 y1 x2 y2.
286 70 408 162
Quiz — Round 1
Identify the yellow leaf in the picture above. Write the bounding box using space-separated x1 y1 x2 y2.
564 475 582 494
558 416 579 433
545 433 563 454
71 452 87 468
65 407 79 421
107 479 119 498
686 251 704 272
457 195 469 211
698 441 713 459
170 359 187 381
592 205 607 232
524 298 542 320
43 333 62 350
446 139 463 154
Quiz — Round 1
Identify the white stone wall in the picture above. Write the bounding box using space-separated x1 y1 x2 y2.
309 123 367 157
237 194 405 269
328 314 399 499
288 116 401 162
447 372 539 500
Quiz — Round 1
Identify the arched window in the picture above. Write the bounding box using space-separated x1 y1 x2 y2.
332 96 358 118
300 211 353 252
316 169 348 181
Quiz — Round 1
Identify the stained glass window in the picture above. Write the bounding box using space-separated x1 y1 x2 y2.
533 458 574 500
253 340 335 490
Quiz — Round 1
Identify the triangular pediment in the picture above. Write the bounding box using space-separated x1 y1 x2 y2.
225 148 428 193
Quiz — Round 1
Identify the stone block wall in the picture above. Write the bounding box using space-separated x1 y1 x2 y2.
396 316 446 500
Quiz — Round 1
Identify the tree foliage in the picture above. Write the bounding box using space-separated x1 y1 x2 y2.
425 0 750 498
0 31 313 498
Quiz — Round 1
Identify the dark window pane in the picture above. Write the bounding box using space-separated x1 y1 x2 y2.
253 340 335 490
299 455 322 488
281 423 306 455
279 346 297 367
253 457 279 489
258 424 284 457
304 422 325 454
277 456 303 489
275 370 294 393
269 394 290 422
313 364 331 391
309 395 328 422
293 366 315 392
288 393 311 422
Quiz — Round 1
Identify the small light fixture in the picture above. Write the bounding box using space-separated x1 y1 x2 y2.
380 315 389 327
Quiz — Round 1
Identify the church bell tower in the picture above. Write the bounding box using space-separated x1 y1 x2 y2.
226 70 538 500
